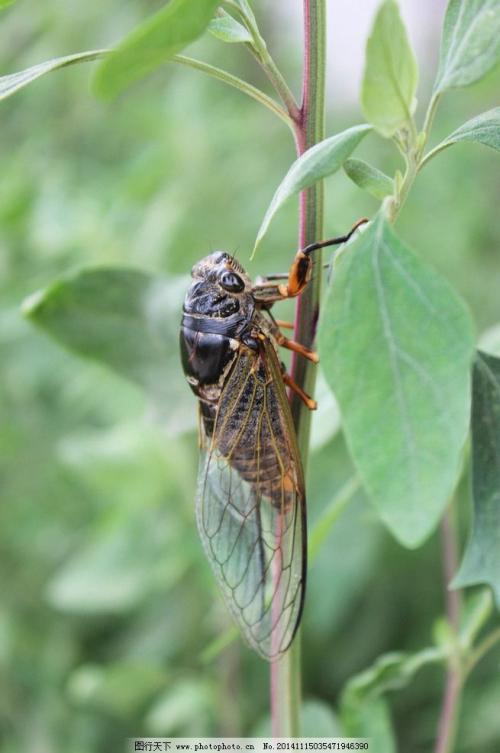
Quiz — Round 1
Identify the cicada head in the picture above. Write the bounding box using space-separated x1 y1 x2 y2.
184 251 254 319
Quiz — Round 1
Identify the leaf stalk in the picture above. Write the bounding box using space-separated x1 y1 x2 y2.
173 55 295 131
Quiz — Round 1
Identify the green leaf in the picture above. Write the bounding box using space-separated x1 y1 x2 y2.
343 158 394 200
253 125 371 253
342 648 445 704
361 0 418 137
208 10 252 43
453 351 500 606
22 267 194 435
439 108 500 153
318 212 475 547
0 0 15 9
0 50 106 102
94 0 221 98
434 0 500 94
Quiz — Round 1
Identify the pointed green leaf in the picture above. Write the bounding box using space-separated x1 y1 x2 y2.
0 50 106 102
434 0 500 94
22 267 194 435
253 125 371 253
361 0 418 137
318 213 475 547
208 11 252 43
94 0 221 98
453 351 500 606
343 648 445 704
439 108 500 153
344 158 394 200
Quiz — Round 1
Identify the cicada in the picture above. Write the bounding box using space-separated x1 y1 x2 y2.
179 220 366 660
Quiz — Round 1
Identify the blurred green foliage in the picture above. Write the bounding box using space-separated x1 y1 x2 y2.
1 2 500 752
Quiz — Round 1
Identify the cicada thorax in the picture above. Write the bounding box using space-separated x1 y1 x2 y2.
179 251 257 436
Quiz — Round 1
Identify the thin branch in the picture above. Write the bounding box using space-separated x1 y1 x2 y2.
435 672 462 753
270 0 326 737
421 92 441 146
419 141 452 171
222 0 301 122
434 507 463 753
172 55 295 132
464 626 500 678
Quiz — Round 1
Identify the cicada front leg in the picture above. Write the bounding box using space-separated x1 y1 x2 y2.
252 217 369 304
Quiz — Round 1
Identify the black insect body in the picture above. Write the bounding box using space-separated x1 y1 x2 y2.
180 222 367 660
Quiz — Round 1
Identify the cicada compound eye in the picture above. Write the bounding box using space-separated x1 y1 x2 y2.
219 270 245 293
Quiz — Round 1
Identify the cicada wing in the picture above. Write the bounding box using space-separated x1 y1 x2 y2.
196 343 306 660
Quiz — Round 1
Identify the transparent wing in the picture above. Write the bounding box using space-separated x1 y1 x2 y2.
196 341 306 660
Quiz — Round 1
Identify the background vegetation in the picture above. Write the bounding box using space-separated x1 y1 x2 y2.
0 1 499 751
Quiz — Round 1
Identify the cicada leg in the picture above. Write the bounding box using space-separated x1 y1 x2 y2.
275 329 319 364
252 217 369 304
283 372 317 411
264 310 319 364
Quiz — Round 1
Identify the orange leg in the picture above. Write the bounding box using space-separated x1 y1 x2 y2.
275 319 294 330
283 372 317 411
252 218 369 303
276 332 319 363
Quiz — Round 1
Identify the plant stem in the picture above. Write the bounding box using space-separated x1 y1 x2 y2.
419 141 452 171
435 670 462 753
291 0 326 433
435 507 463 753
270 0 326 737
421 92 441 147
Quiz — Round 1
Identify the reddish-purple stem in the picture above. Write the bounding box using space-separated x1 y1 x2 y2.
435 509 462 753
270 0 318 733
